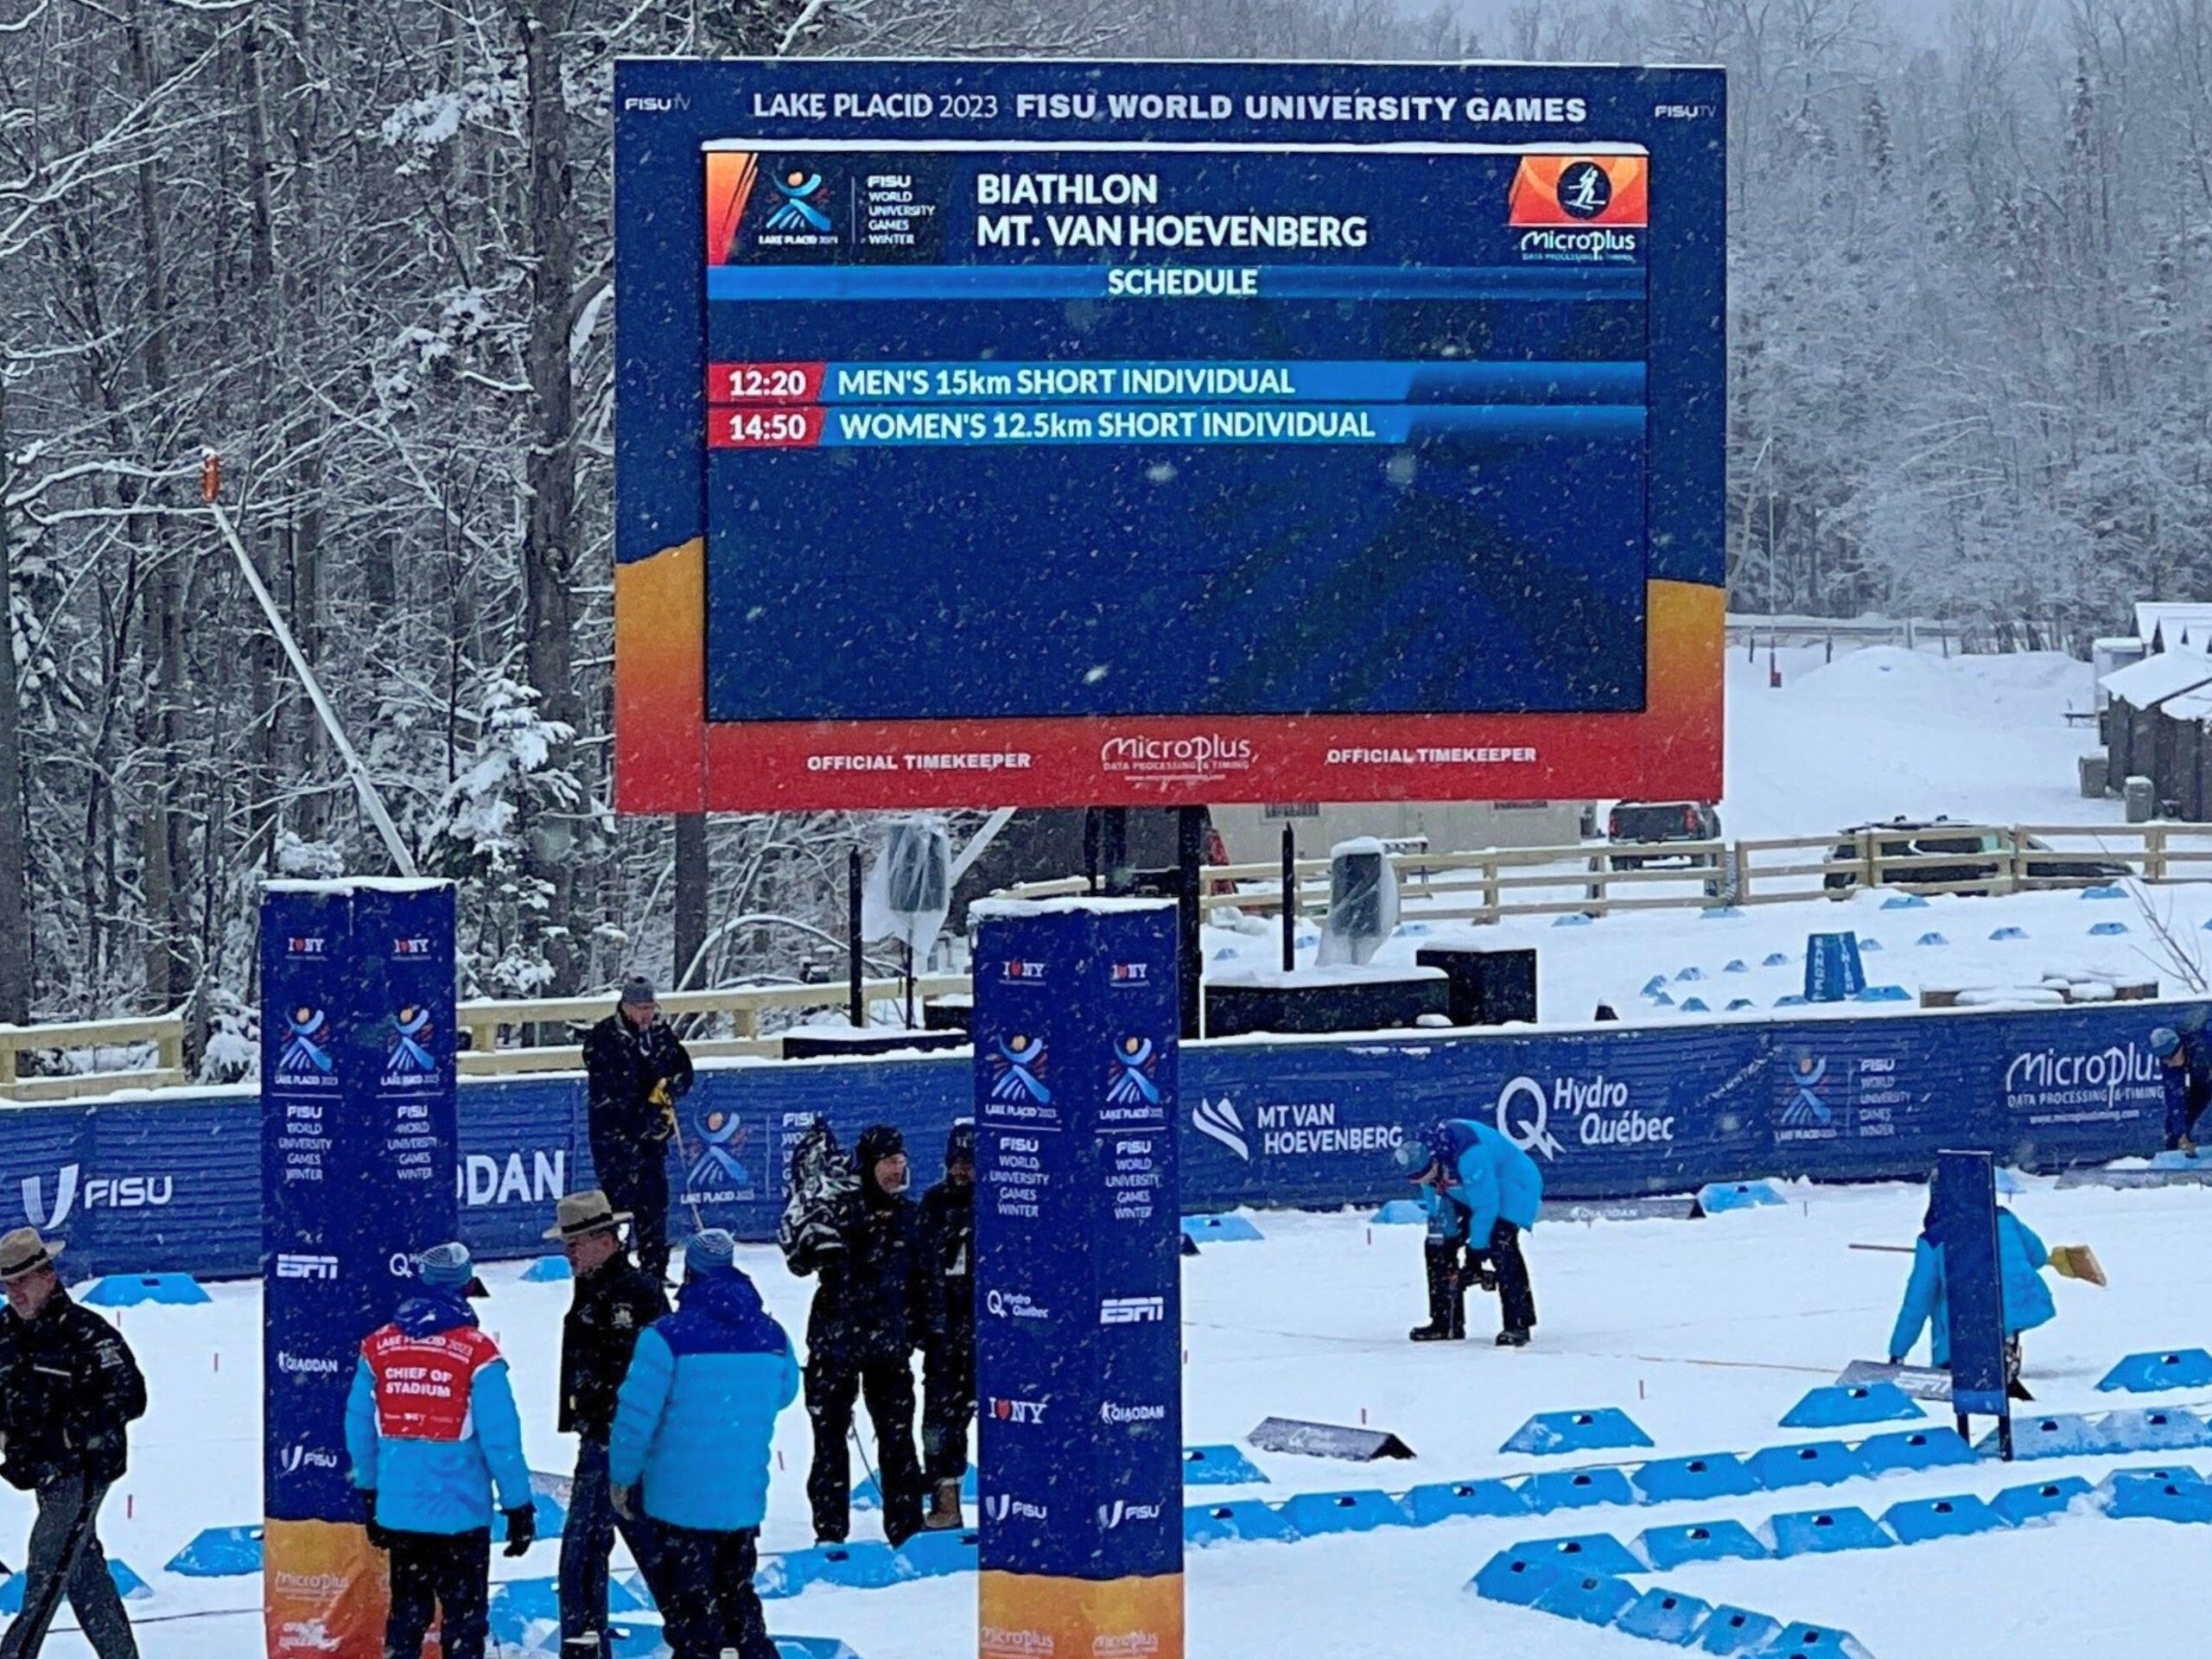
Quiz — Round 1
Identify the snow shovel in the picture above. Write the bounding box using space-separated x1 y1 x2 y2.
2048 1243 2107 1286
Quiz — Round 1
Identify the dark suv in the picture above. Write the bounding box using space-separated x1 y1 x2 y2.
1822 818 2131 893
1605 801 1722 871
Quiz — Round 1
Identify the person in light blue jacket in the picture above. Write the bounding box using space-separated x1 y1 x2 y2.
1396 1118 1543 1347
1886 1194 2056 1401
610 1230 798 1659
344 1242 534 1659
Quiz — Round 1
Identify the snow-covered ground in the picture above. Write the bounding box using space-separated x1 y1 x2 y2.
1202 645 2212 1021
27 1179 2212 1658
15 643 2197 1658
1720 644 2109 840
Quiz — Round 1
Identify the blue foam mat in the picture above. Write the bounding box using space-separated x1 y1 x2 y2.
1767 1505 1893 1558
1697 1606 1785 1654
1637 1520 1770 1572
1990 1476 2095 1526
165 1523 263 1577
1503 1407 1654 1457
1617 1586 1715 1646
1183 1499 1297 1548
81 1272 208 1307
1180 1214 1263 1243
1697 1181 1785 1215
1853 1427 1976 1475
1471 1552 1563 1607
1519 1465 1639 1510
1780 1383 1924 1430
520 1255 573 1281
1184 1443 1268 1485
1633 1453 1761 1504
1370 1199 1427 1225
2100 1349 2212 1393
1534 1570 1639 1626
1504 1532 1646 1579
1745 1440 1867 1490
1279 1488 1412 1535
1882 1493 2010 1543
0 1558 148 1611
1759 1621 1875 1658
1402 1479 1530 1525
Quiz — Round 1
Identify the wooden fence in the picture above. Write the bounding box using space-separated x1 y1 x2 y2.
3 822 2202 1096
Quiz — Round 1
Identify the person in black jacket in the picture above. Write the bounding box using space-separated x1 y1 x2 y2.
0 1228 146 1659
918 1121 976 1530
795 1124 928 1546
546 1191 669 1655
582 977 695 1284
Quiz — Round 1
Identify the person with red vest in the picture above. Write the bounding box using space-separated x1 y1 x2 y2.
345 1242 535 1659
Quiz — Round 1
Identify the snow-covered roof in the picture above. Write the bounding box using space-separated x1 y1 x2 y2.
2162 686 2212 721
2099 649 2212 709
2133 602 2212 648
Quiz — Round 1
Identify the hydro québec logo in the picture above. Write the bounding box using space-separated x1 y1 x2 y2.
21 1165 173 1230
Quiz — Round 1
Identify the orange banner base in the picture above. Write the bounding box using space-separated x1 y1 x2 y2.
981 1569 1185 1659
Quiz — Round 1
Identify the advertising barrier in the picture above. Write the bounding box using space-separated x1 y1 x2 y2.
974 899 1183 1659
261 880 460 1659
1 999 2190 1281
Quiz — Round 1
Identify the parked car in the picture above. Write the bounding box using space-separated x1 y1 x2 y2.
1605 801 1722 871
1821 818 2132 893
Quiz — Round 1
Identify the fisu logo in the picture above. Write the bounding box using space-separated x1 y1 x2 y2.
22 1165 173 1229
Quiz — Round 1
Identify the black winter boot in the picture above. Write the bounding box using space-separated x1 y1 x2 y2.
1412 1241 1465 1341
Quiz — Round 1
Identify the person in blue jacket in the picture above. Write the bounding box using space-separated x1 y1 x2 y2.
610 1229 799 1659
345 1242 535 1659
1395 1118 1543 1346
1886 1189 2055 1402
2153 1026 2212 1152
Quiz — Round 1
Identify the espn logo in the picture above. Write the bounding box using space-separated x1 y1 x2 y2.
1099 1296 1165 1325
275 1254 340 1281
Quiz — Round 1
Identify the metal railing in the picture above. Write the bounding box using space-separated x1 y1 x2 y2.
1 820 2202 1096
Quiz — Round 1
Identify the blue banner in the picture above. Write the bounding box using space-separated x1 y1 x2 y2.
974 900 1182 1658
261 880 458 1659
0 999 2191 1283
1933 1149 2009 1421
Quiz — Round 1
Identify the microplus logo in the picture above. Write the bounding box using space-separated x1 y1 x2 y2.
22 1165 173 1230
2004 1045 2160 1107
276 1254 340 1281
1100 1297 1165 1325
1098 733 1254 783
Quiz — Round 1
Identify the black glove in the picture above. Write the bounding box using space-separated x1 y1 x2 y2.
360 1493 392 1552
502 1503 537 1557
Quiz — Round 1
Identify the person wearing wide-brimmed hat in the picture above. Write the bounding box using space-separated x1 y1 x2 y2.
582 977 696 1285
345 1242 533 1659
545 1191 667 1655
0 1226 146 1659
